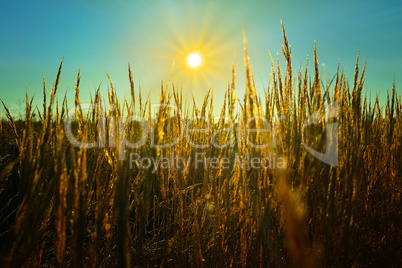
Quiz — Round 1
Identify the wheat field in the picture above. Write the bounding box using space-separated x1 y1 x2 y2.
0 26 400 267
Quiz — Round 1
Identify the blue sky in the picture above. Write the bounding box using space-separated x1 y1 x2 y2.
1 0 401 116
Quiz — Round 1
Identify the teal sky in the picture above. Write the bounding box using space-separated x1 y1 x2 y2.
1 0 401 117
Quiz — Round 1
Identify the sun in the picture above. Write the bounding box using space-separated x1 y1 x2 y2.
186 52 202 69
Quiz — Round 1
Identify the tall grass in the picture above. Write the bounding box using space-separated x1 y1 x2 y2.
0 25 400 267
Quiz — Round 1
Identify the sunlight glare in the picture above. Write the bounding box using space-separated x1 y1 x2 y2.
187 52 202 69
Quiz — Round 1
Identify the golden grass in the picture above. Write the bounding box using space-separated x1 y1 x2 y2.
0 25 400 267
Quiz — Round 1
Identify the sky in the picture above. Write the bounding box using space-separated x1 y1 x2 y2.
1 0 401 117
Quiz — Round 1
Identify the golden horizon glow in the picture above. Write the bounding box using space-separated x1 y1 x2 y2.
186 52 203 69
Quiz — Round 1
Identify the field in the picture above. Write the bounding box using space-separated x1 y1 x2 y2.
0 27 400 267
